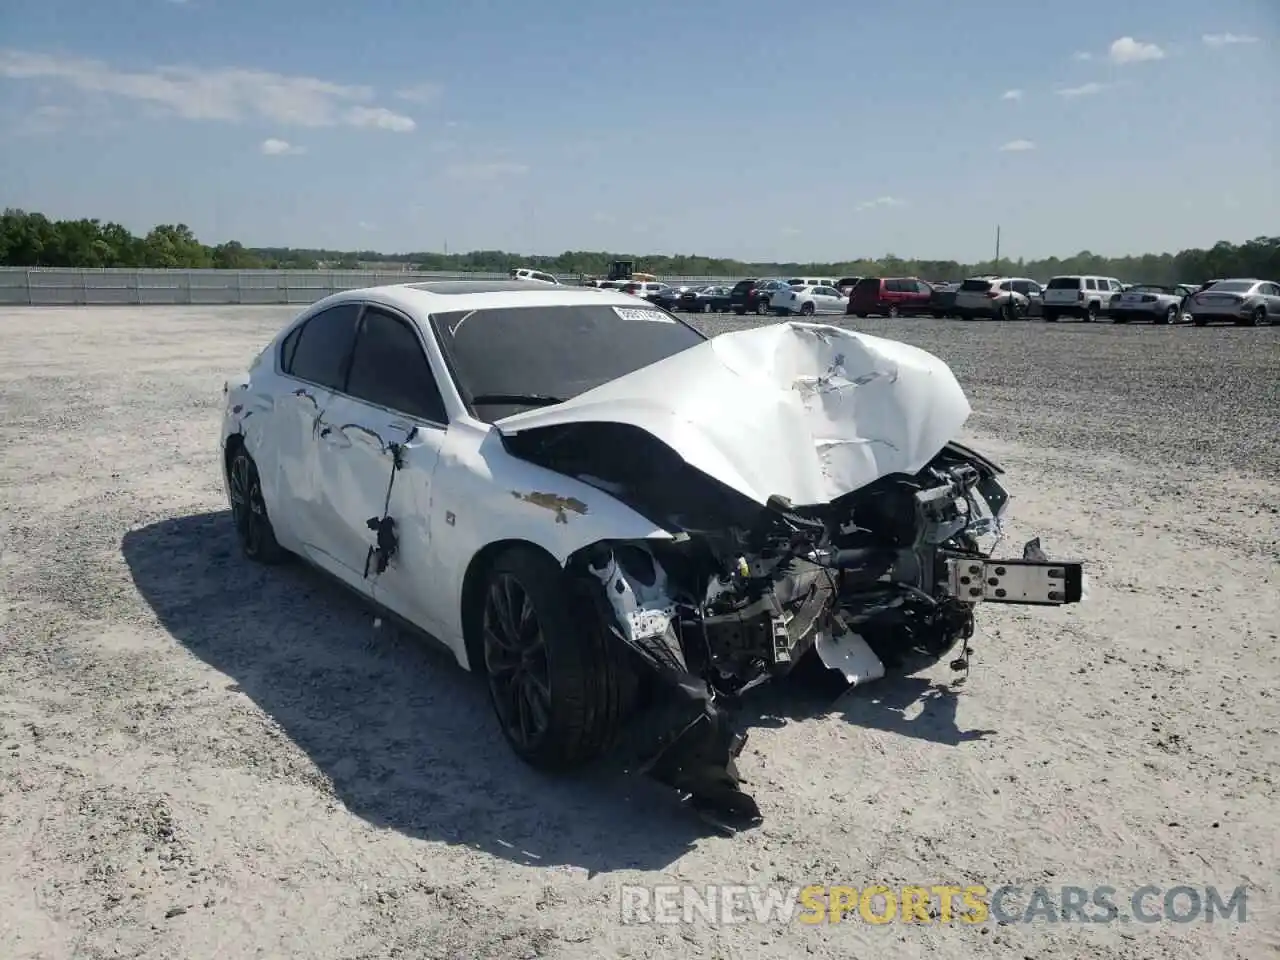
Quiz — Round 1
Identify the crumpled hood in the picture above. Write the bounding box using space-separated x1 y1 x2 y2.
494 321 972 507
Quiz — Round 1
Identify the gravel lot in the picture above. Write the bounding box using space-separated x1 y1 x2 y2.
1 305 1277 960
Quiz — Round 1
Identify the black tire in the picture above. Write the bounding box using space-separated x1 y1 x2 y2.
1043 309 1059 322
1249 306 1267 327
800 302 815 316
227 445 288 564
1156 305 1178 325
1085 302 1099 322
479 545 634 771
855 312 868 318
755 299 768 316
887 305 900 319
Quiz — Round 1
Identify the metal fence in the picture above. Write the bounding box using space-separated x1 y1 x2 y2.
0 268 741 307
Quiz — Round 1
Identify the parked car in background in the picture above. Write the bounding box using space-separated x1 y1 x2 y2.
1109 284 1193 324
928 281 960 318
836 277 862 295
952 277 1035 320
1184 279 1279 326
771 284 850 316
1041 275 1124 322
730 278 791 315
652 284 698 312
786 276 838 289
621 280 671 304
509 268 560 285
678 285 733 313
847 277 936 318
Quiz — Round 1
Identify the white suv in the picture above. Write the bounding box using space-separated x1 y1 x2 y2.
1042 275 1124 322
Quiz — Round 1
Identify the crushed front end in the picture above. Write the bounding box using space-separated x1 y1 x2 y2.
564 440 1085 833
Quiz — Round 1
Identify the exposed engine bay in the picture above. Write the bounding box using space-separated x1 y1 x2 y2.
506 422 1085 833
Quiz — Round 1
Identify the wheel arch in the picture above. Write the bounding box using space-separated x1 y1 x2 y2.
459 538 560 673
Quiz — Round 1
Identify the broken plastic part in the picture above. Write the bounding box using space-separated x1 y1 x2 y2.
814 629 886 686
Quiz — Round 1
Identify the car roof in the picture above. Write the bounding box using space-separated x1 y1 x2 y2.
304 280 644 317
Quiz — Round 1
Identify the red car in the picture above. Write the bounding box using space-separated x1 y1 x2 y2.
847 277 936 318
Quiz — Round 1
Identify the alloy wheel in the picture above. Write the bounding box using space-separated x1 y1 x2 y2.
483 573 552 750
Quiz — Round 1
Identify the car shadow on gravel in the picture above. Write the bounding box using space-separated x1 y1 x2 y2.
121 510 705 875
747 660 998 746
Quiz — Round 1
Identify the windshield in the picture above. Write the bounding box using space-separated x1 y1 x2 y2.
1206 280 1254 293
430 303 707 422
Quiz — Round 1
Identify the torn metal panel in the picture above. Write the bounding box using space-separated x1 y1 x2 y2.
496 322 972 507
814 629 886 686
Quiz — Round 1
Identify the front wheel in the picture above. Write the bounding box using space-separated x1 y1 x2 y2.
1156 305 1178 325
800 302 815 316
480 546 634 770
1249 306 1267 326
887 305 900 319
227 446 287 564
755 299 769 316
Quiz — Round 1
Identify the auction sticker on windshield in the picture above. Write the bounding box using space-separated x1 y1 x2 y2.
613 306 675 322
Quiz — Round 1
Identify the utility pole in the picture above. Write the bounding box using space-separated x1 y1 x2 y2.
994 225 1001 274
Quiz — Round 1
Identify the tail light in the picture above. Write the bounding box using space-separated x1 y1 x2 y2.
1077 290 1085 301
985 290 1000 299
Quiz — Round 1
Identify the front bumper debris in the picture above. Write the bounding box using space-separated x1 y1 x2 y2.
944 556 1084 605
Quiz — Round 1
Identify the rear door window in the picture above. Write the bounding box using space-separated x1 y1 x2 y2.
345 306 448 423
286 302 361 390
960 279 992 292
1047 277 1080 289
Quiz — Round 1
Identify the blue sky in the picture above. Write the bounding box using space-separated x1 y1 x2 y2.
1 0 1276 263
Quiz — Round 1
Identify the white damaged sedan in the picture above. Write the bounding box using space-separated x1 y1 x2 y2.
221 280 1085 831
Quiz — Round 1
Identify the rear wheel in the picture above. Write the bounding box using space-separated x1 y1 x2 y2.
227 446 287 564
1085 302 1099 322
800 302 815 316
1249 306 1267 326
1157 305 1178 325
755 299 769 316
480 546 634 770
888 305 900 319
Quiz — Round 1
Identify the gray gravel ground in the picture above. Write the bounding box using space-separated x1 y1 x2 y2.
1 305 1277 960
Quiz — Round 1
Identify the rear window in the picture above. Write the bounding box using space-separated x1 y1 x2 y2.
1208 280 1254 293
1047 277 1081 289
731 280 756 294
852 278 881 294
960 279 992 292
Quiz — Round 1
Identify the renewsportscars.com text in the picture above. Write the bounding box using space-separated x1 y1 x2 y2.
618 883 1250 926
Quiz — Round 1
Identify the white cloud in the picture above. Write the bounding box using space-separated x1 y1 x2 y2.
1056 81 1106 98
345 105 415 132
855 196 905 211
1071 50 1093 61
445 161 529 180
0 49 417 132
260 137 303 155
1202 32 1259 47
998 139 1035 152
1000 89 1024 101
395 82 443 104
1108 36 1166 63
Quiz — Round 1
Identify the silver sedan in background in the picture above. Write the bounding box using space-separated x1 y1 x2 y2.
1109 283 1195 325
1185 279 1280 326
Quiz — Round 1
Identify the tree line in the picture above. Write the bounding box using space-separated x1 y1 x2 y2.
2 208 1276 284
